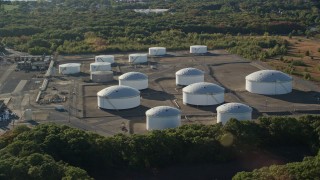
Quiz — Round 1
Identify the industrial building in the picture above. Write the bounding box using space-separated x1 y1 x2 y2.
183 82 225 106
97 85 140 110
176 67 204 86
246 70 292 95
118 72 148 90
146 106 181 130
216 103 253 125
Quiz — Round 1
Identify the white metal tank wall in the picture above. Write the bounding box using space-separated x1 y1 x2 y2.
246 80 292 95
217 112 252 125
90 62 111 72
149 47 166 56
97 96 140 110
183 92 224 105
90 71 113 83
119 79 148 90
129 54 148 64
176 75 204 86
146 116 181 130
59 63 81 75
190 45 207 54
95 55 115 63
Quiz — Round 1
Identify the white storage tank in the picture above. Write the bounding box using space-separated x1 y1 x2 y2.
129 53 148 64
149 47 166 56
246 70 292 95
183 82 225 106
176 68 204 86
216 103 253 125
91 71 114 83
90 62 111 72
59 63 81 75
119 72 148 90
146 106 181 130
190 45 207 54
95 55 115 64
97 85 140 110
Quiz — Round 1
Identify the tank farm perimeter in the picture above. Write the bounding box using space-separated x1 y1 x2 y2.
3 48 319 136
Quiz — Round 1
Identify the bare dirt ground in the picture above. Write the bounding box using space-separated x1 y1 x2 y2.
268 36 320 82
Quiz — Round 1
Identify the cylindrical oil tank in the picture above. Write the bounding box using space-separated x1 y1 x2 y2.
217 103 253 125
59 63 81 75
95 55 115 64
183 82 225 106
146 106 181 130
246 70 292 95
176 67 204 86
118 72 148 90
129 54 148 64
90 71 114 83
90 62 111 72
149 47 166 56
190 45 207 54
97 85 140 110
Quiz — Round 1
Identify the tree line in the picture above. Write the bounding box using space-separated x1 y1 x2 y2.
0 115 320 179
0 0 318 55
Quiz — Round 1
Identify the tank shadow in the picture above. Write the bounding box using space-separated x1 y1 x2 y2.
141 88 175 101
264 89 320 104
99 105 149 118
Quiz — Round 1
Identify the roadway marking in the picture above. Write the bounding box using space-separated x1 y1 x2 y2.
13 80 28 94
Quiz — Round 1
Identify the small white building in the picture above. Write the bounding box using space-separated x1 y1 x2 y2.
183 82 225 106
95 55 115 64
149 47 166 56
146 106 181 130
97 85 140 110
190 45 207 54
246 70 292 95
90 62 111 72
176 68 205 86
216 103 253 125
118 72 148 90
129 53 148 64
59 63 81 75
91 71 113 83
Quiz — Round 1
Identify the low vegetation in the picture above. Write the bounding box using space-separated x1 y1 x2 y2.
1 115 320 179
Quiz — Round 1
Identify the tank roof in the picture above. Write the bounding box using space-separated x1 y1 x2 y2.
119 72 148 81
183 82 224 94
97 85 140 98
217 103 252 113
146 106 181 117
246 70 292 82
176 68 204 76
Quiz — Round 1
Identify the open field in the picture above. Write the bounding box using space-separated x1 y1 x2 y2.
268 37 320 82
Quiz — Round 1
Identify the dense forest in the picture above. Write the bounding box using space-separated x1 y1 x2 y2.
1 115 320 179
0 0 319 57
